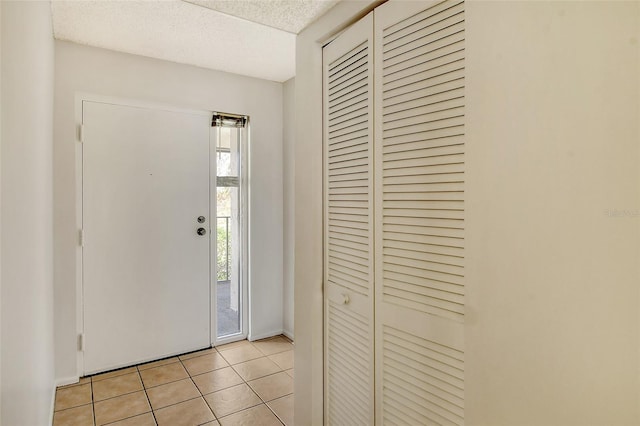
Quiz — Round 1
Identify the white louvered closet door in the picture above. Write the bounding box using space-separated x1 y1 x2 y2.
323 12 375 426
374 1 466 425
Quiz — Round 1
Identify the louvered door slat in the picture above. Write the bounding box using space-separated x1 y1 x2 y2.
384 279 464 306
384 98 465 125
329 105 368 127
384 37 465 73
384 124 464 147
384 142 463 161
383 347 464 391
328 122 368 140
383 245 464 266
384 270 464 296
328 44 366 78
383 0 464 44
384 86 464 115
329 254 368 274
384 56 465 93
383 68 465 101
375 1 465 424
329 187 370 196
328 237 368 254
329 93 368 117
383 171 464 186
328 85 368 109
329 140 368 155
384 17 465 59
329 246 367 262
324 12 375 426
329 70 368 97
328 216 368 229
383 214 463 227
383 117 465 141
384 253 464 275
329 56 368 86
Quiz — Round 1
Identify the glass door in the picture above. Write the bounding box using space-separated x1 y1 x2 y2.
213 119 248 342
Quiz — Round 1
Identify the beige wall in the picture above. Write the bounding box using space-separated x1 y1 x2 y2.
1 1 56 424
283 77 295 339
465 2 640 424
54 41 285 381
295 0 640 424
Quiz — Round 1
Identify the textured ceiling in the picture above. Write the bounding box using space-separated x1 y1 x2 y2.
183 0 339 34
52 0 335 82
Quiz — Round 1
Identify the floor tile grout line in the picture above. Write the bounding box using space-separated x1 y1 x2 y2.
264 401 287 426
91 371 147 401
57 338 292 426
89 368 152 405
212 353 285 424
90 366 139 383
52 383 91 413
137 365 159 426
142 375 193 390
152 395 208 417
52 401 93 414
254 345 295 358
91 378 97 426
226 353 289 425
94 389 152 425
243 369 292 387
179 353 219 422
268 393 295 426
101 412 154 426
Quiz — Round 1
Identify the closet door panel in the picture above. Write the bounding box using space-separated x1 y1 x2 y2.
375 1 466 425
323 12 375 426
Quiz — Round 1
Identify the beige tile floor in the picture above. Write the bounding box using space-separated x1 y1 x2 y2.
53 336 294 426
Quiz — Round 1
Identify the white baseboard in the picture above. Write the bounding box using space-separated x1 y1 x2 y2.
49 382 57 426
282 329 294 342
248 329 283 342
56 376 80 387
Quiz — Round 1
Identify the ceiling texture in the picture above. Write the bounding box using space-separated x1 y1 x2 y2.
51 0 340 82
184 0 339 34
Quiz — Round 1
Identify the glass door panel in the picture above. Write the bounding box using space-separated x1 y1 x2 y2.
215 126 245 339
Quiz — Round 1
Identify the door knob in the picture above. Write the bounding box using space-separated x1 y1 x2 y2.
197 216 206 223
197 228 207 236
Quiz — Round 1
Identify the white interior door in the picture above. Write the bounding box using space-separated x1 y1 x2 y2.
323 12 375 425
82 101 211 374
374 1 466 424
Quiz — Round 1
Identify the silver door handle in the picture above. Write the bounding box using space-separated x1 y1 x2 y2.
197 228 206 236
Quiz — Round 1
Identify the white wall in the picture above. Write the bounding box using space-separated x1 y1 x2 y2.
283 77 295 340
1 1 56 425
54 41 284 381
465 2 640 424
295 0 640 425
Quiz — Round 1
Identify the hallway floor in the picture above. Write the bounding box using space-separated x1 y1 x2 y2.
53 336 294 426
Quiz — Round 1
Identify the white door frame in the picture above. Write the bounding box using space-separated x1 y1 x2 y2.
74 94 249 376
211 121 250 347
293 2 382 423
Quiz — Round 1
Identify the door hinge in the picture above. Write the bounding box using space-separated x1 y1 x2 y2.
79 229 84 247
78 124 84 143
77 334 84 351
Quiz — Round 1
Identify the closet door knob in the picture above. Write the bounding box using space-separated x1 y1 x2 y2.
341 294 350 305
